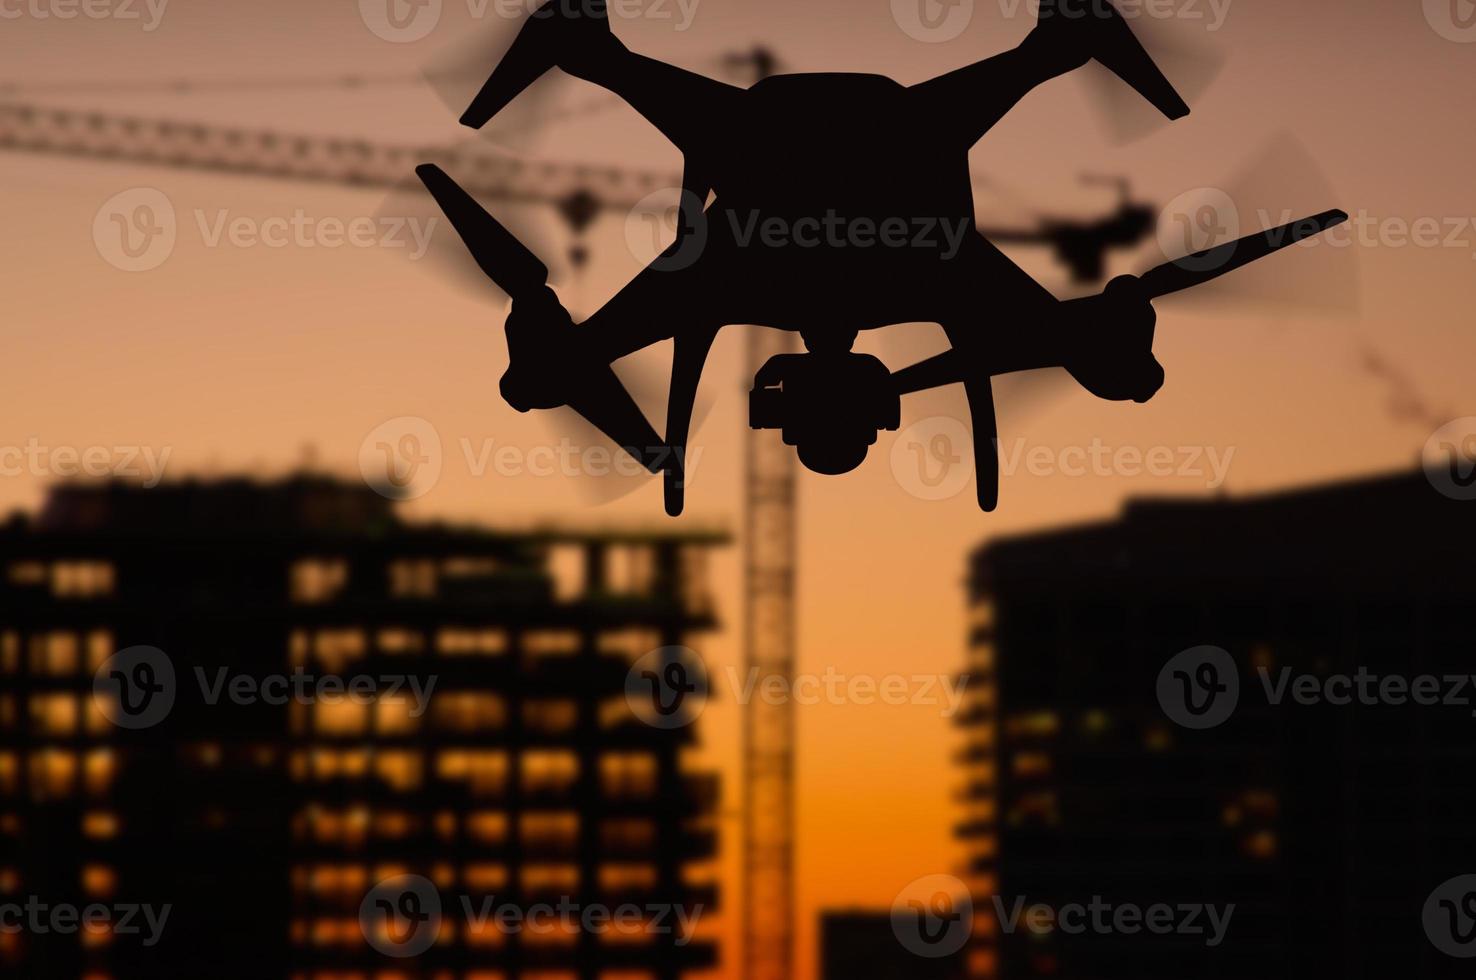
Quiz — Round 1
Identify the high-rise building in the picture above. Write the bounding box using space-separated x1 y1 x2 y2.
819 910 963 980
0 477 726 979
957 470 1476 979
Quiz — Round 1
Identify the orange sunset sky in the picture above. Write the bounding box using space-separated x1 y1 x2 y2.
5 0 1476 976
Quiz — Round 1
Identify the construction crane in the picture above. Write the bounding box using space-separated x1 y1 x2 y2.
3 66 800 980
719 45 797 980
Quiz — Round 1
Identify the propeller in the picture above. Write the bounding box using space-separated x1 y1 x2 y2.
882 133 1359 428
386 161 717 506
890 209 1350 398
375 142 571 303
1077 10 1227 144
421 14 567 152
1147 134 1360 316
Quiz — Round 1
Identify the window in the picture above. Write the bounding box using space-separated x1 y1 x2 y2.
523 751 579 794
52 562 114 598
289 559 347 604
30 695 78 735
600 754 655 798
433 693 505 732
523 700 578 735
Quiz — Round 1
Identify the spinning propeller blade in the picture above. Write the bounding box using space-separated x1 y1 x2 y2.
1138 209 1349 300
891 209 1347 398
415 164 667 479
1078 11 1226 144
415 163 550 300
422 12 564 150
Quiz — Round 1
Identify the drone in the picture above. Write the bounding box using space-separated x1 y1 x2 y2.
417 0 1347 516
980 176 1157 284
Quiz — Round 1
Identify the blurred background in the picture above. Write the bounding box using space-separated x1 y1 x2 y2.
2 0 1476 977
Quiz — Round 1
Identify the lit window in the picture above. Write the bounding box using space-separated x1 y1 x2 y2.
313 629 366 669
598 629 662 660
600 754 655 798
51 562 115 598
82 865 116 897
6 562 46 586
435 629 507 655
524 751 579 794
546 544 586 602
389 560 437 598
375 696 419 735
375 752 423 792
1004 712 1058 738
30 695 78 735
31 750 78 800
85 631 113 672
599 864 657 891
433 693 505 732
316 701 367 736
0 632 16 674
82 812 119 839
465 811 508 844
523 700 578 734
437 752 508 796
32 632 79 676
521 813 578 849
463 864 507 891
522 630 581 657
1011 752 1051 777
521 864 579 892
83 750 115 796
605 545 655 595
600 819 656 852
289 559 347 604
377 629 424 654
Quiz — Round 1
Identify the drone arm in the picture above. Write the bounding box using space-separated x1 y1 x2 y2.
910 33 1086 147
676 157 712 253
566 42 745 155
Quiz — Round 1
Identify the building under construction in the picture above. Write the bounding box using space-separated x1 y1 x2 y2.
957 470 1476 979
0 476 727 978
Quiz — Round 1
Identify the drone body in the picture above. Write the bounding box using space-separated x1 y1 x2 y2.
418 0 1346 516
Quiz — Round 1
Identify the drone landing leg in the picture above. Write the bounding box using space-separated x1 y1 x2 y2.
663 324 723 517
937 322 1002 513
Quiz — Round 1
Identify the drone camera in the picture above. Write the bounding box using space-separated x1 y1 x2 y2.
749 351 900 475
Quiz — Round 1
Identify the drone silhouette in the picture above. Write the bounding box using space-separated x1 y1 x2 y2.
980 176 1157 284
417 0 1347 516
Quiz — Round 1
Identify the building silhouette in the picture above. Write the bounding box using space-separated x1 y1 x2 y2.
820 909 963 980
0 476 726 978
957 470 1476 979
